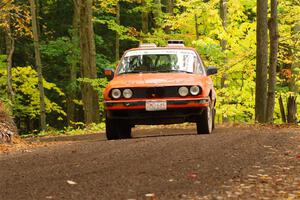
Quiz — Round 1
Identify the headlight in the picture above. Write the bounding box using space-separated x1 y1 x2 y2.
178 86 189 97
111 89 121 99
123 89 133 99
190 86 200 96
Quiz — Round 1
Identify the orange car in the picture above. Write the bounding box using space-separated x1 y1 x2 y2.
103 40 217 140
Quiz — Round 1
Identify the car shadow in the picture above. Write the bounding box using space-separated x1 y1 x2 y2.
132 132 197 139
131 127 198 139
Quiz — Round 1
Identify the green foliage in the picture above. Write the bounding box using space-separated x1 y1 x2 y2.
95 34 112 70
0 55 6 70
41 36 80 92
148 0 298 123
77 77 108 114
2 0 300 134
0 66 66 119
159 0 258 122
63 123 106 136
95 19 139 41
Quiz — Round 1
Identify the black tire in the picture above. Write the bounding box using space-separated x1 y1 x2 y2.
119 121 132 139
106 116 132 140
106 117 118 140
196 102 213 134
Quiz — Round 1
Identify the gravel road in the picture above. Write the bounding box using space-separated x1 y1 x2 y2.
0 126 299 200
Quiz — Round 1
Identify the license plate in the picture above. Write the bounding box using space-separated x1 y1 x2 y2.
145 101 167 111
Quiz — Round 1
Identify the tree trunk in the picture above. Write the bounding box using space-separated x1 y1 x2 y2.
255 0 268 123
266 0 279 123
29 0 46 130
0 30 5 54
79 0 100 124
286 18 300 124
278 95 286 123
115 2 120 62
167 0 174 15
141 0 148 34
5 22 15 101
153 0 162 28
220 0 229 123
67 0 80 126
220 0 228 89
220 0 227 51
287 95 297 124
164 0 174 33
290 21 300 93
195 15 199 40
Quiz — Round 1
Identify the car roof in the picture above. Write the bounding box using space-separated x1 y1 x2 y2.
127 46 197 52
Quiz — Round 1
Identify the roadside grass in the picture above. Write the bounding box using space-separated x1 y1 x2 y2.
21 123 106 138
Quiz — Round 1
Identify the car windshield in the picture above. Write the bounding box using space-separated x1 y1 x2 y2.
117 49 200 75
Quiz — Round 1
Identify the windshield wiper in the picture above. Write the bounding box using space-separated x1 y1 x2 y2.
156 69 193 74
118 70 147 75
118 69 193 75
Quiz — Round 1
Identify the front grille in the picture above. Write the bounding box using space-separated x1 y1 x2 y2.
132 87 179 98
146 87 164 98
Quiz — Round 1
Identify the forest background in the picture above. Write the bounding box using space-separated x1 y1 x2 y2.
0 0 299 135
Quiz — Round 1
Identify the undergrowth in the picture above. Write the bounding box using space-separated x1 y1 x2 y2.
22 123 105 138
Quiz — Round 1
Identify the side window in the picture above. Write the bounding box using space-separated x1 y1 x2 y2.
193 56 205 75
198 57 205 75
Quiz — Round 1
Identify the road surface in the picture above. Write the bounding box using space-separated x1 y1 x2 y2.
0 125 299 200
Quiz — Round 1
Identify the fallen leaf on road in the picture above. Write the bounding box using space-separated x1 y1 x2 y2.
187 172 198 180
252 165 261 169
263 145 272 148
22 149 32 153
247 175 257 179
145 193 157 200
67 180 77 185
258 174 272 183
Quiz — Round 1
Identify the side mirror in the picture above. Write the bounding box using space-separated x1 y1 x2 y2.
207 66 218 76
104 68 115 81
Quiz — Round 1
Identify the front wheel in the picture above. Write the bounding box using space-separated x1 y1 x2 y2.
196 104 213 135
106 116 132 140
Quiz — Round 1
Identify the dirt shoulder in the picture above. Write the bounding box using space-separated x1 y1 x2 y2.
0 136 68 154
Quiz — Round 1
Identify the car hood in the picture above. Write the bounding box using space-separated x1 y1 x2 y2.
108 73 206 88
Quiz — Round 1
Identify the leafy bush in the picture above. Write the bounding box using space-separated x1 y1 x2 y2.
0 66 66 126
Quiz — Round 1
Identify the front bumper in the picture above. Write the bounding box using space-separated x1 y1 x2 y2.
104 98 210 110
105 98 210 125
